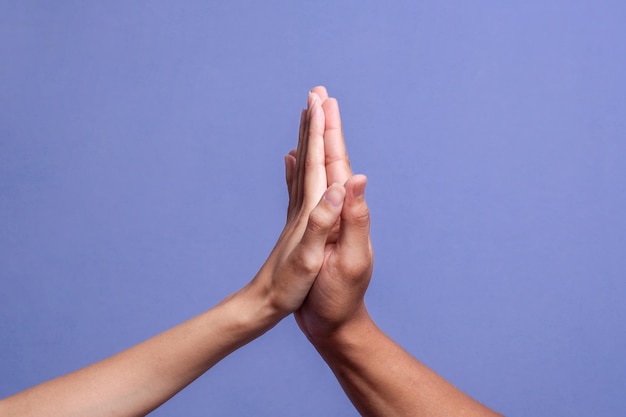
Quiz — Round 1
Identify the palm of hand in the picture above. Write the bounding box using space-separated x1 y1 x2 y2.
295 200 373 340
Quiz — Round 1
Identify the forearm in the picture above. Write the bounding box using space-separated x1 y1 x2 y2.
0 282 278 417
0 87 344 417
312 309 502 417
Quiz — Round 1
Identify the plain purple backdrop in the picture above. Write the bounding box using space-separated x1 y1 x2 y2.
2 1 625 416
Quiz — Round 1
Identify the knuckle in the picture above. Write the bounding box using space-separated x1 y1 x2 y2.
325 152 345 166
307 208 331 234
293 248 322 275
304 155 315 170
304 146 324 169
348 204 370 227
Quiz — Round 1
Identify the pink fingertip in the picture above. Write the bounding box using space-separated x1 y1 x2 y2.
308 92 321 107
351 175 367 199
324 183 345 208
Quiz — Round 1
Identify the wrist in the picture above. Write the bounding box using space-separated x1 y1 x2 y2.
219 278 285 344
305 304 376 352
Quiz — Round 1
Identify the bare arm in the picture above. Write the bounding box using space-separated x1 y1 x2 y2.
0 292 283 417
295 86 503 417
310 310 502 417
0 93 343 417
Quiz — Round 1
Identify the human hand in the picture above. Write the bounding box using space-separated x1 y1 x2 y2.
243 92 347 323
290 87 374 342
0 92 349 417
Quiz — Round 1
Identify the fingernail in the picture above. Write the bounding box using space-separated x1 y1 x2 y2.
324 183 345 208
308 92 320 108
353 177 367 199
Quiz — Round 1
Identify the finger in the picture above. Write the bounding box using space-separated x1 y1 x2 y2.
277 183 345 314
337 175 371 254
295 93 318 211
294 183 346 272
292 108 308 212
287 146 298 216
310 85 329 102
285 153 297 219
285 154 296 191
322 98 352 186
301 94 328 211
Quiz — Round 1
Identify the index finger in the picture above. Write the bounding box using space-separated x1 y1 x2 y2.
302 95 328 210
322 97 352 186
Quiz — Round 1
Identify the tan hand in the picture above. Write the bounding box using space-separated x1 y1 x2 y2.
286 87 374 340
249 92 347 318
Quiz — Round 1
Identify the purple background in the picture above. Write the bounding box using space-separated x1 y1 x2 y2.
2 1 625 416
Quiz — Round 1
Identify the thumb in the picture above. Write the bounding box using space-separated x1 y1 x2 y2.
338 175 371 250
295 183 346 271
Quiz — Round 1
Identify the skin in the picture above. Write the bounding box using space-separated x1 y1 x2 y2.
293 86 503 417
0 92 346 417
0 87 502 417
